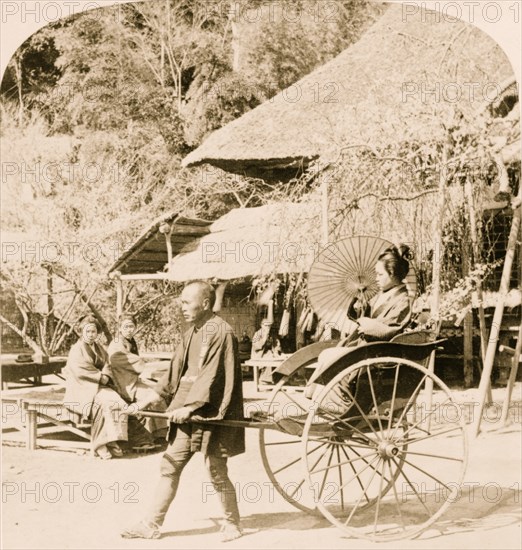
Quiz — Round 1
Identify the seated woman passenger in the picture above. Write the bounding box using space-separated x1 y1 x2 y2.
63 316 129 460
107 315 168 443
308 245 413 399
346 243 412 344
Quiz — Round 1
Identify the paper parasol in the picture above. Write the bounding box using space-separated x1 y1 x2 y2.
307 236 417 331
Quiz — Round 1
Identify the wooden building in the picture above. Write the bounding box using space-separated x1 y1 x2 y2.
108 203 321 350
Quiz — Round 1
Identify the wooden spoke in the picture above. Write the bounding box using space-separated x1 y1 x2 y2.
301 357 468 540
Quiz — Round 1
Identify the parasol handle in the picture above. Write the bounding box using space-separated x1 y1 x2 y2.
346 292 369 320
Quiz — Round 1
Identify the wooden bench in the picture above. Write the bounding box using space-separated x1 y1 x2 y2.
2 386 92 451
1 356 171 451
2 383 168 452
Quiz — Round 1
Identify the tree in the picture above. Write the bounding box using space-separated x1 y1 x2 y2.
121 0 229 109
244 0 381 93
1 24 62 123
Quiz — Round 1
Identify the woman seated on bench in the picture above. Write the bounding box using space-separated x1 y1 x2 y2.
63 316 131 460
107 315 168 442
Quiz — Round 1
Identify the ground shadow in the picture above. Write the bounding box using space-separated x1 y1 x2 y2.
207 487 522 540
161 526 218 538
160 512 329 539
237 511 329 531
415 488 522 540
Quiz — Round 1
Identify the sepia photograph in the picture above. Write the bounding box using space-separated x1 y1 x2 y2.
1 1 521 548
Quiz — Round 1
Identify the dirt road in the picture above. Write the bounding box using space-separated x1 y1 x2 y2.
2 383 521 549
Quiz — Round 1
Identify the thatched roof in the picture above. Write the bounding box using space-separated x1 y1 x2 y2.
167 202 321 282
108 213 211 276
182 3 516 179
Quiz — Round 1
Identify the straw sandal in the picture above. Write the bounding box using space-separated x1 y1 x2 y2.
120 520 161 539
96 445 113 460
106 442 124 457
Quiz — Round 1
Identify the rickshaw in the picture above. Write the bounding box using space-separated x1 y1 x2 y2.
145 236 469 541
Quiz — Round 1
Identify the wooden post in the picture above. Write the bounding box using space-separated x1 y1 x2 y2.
266 298 275 324
473 192 521 437
321 178 329 245
160 222 174 275
462 240 474 387
463 313 474 386
25 405 37 450
213 282 228 313
115 276 123 319
253 364 260 393
500 322 522 426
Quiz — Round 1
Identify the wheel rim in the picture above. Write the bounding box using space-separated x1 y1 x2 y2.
301 357 468 541
259 369 322 514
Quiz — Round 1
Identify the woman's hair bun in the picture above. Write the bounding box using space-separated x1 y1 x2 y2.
77 314 100 331
119 313 136 325
397 244 413 261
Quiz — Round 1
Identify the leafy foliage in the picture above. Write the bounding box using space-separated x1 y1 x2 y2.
245 0 379 92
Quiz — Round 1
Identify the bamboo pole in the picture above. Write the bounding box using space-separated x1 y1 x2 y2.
431 146 448 329
120 273 170 281
464 179 493 403
472 191 521 437
500 321 522 426
44 264 54 355
500 213 522 426
116 278 123 320
0 314 42 353
110 271 123 319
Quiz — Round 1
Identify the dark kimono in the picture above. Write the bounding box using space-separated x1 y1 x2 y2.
154 314 245 458
316 284 413 413
358 283 412 342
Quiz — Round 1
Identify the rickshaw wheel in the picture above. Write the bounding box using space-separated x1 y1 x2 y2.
344 417 408 512
259 369 322 514
301 357 468 541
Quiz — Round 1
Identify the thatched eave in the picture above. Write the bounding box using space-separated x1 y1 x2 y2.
186 155 319 180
